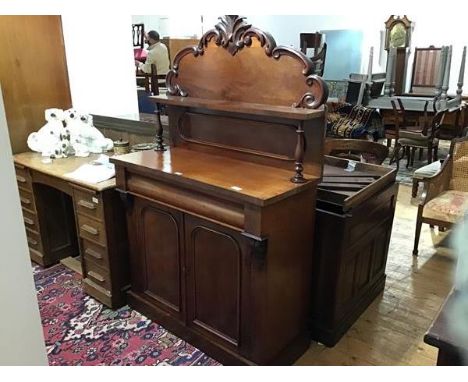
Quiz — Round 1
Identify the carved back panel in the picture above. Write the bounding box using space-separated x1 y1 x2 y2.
410 46 442 94
167 16 327 109
160 15 328 181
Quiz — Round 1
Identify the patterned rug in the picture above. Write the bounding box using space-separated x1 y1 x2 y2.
33 264 220 366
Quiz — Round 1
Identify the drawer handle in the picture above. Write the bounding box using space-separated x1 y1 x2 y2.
81 224 98 236
78 200 96 210
88 271 105 282
20 197 31 205
85 248 102 259
23 217 34 226
16 175 27 183
27 237 38 245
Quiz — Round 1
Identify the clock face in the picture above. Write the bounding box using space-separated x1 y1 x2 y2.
389 23 407 48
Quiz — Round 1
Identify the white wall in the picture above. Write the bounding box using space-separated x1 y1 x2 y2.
0 86 48 366
61 15 139 120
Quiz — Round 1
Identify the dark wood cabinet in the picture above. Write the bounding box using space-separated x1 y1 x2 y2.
310 156 398 346
113 15 329 365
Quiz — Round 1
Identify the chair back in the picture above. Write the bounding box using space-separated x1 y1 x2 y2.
132 23 145 48
324 138 389 164
299 32 322 55
450 136 468 191
409 46 442 95
137 64 166 95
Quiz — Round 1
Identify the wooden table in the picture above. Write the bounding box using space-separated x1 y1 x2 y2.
424 289 468 365
14 152 129 308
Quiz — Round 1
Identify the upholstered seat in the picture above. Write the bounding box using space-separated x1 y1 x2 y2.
423 190 468 223
414 160 442 179
413 136 468 255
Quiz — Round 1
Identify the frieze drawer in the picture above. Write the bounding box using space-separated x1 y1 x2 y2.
77 213 106 246
73 187 104 221
22 208 39 232
84 258 112 291
19 188 36 212
82 239 109 269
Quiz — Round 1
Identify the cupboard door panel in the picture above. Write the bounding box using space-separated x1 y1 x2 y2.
137 200 183 315
185 215 246 348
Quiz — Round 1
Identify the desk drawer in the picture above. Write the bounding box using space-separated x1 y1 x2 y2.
82 239 109 269
19 188 36 212
84 258 111 291
26 228 43 253
77 213 106 246
73 187 104 221
22 209 39 231
15 165 32 191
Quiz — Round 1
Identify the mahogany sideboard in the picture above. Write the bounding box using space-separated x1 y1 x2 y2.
111 15 329 365
311 156 398 346
13 152 129 308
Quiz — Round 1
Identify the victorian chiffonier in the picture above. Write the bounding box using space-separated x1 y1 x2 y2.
111 15 328 365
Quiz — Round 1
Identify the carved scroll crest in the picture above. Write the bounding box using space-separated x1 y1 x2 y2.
166 15 328 109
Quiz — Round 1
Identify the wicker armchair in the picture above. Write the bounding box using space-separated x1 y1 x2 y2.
413 136 468 255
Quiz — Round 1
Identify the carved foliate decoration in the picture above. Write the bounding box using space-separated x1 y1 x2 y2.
166 15 328 109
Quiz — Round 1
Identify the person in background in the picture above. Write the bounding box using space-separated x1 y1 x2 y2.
135 30 170 75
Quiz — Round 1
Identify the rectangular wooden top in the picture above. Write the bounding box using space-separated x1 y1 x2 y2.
150 94 325 121
14 152 116 192
111 147 319 206
424 289 466 358
317 156 397 210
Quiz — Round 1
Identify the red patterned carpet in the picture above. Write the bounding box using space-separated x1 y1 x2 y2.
33 264 220 366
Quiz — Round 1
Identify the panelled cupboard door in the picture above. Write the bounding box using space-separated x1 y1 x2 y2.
132 198 184 320
184 215 251 354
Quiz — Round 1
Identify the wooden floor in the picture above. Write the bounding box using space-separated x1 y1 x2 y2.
296 184 455 366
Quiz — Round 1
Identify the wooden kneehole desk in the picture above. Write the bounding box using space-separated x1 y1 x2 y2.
14 152 129 308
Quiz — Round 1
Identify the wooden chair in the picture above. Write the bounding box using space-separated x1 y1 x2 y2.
408 46 442 96
324 138 389 164
413 136 468 255
136 64 166 96
299 33 327 76
300 32 322 56
391 97 444 169
132 23 147 63
385 98 418 168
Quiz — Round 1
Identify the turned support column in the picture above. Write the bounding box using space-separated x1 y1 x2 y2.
456 46 466 102
291 121 306 184
154 103 166 151
440 45 452 105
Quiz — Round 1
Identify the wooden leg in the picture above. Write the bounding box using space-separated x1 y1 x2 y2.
419 148 423 160
412 179 419 198
433 143 439 161
386 138 392 148
411 147 416 166
393 143 401 170
413 212 423 256
427 143 433 164
406 147 411 168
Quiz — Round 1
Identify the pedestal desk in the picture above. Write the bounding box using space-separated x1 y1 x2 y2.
13 152 129 308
